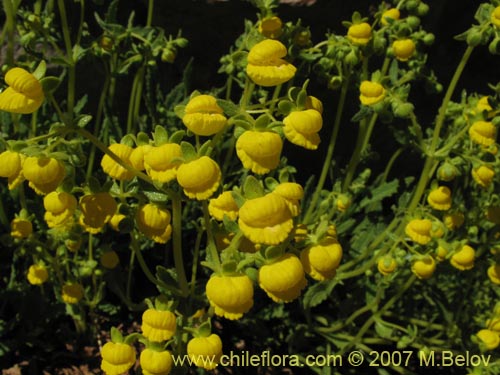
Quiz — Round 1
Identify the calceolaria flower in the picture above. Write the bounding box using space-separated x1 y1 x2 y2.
273 182 304 217
140 348 173 375
142 308 177 342
477 329 500 350
381 8 400 26
27 264 49 285
79 192 117 234
101 342 136 375
208 191 239 221
10 217 33 238
392 39 416 61
468 121 496 146
300 238 343 281
450 244 475 271
182 95 227 136
246 39 297 87
187 334 223 370
476 96 493 113
259 16 283 39
472 165 495 188
101 143 135 181
405 219 433 245
206 273 254 320
487 264 500 284
22 156 66 195
377 255 397 276
108 213 126 231
491 6 500 28
427 186 452 211
305 95 324 114
43 191 77 228
283 109 323 150
411 256 436 280
259 253 307 303
0 150 25 189
136 204 173 244
236 130 283 174
144 143 182 183
61 283 84 304
100 250 120 269
238 193 293 245
130 144 153 171
176 156 221 200
359 81 386 106
0 67 44 114
443 212 465 230
347 22 372 45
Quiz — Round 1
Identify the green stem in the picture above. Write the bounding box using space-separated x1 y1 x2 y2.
126 250 135 301
57 0 76 120
202 201 221 270
171 191 189 297
381 147 404 183
146 0 154 27
2 0 15 67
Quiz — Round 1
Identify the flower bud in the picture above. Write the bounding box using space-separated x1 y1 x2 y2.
437 162 458 181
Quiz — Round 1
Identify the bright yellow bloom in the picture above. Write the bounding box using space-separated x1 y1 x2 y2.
108 213 126 231
487 318 500 332
136 204 172 243
359 81 385 106
0 150 25 189
259 16 283 39
443 212 465 230
347 22 372 45
469 121 496 146
411 256 436 280
100 251 120 269
43 191 77 228
236 130 283 174
491 6 500 28
273 182 303 217
182 95 227 136
305 95 324 114
22 156 65 195
144 143 182 183
61 283 84 304
476 96 493 113
450 244 475 271
206 274 254 320
27 264 48 285
472 165 495 188
140 348 173 375
427 186 452 211
381 8 400 26
176 156 221 200
405 219 433 245
208 191 239 221
79 192 117 234
141 308 177 342
130 144 153 171
238 193 293 245
300 238 343 281
487 264 500 284
100 342 136 375
377 255 397 276
0 67 44 114
392 39 416 61
101 143 135 181
477 329 500 350
435 246 448 262
246 39 296 87
187 334 223 370
283 109 323 150
10 217 33 238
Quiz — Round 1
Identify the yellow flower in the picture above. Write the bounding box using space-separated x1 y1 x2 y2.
300 238 343 281
392 39 416 61
100 342 136 375
22 156 65 195
108 213 126 231
100 143 135 181
136 204 173 244
435 246 448 262
130 144 153 171
273 182 304 217
477 329 500 350
246 39 297 87
381 8 400 26
0 150 25 189
27 264 48 285
336 194 351 212
427 186 452 211
176 156 221 200
238 193 293 245
61 283 84 304
259 16 283 39
443 212 465 230
206 274 254 320
182 95 227 136
487 264 500 284
0 67 44 114
10 217 33 238
347 22 372 45
360 81 386 106
472 165 495 188
43 191 77 228
405 219 432 245
283 109 323 150
79 192 117 234
305 95 324 114
141 308 177 342
476 96 493 113
430 221 445 238
208 191 239 221
377 255 397 276
187 334 223 370
259 253 307 303
144 143 182 183
469 121 496 146
100 251 120 269
491 6 500 28
411 256 436 280
236 130 283 174
450 244 475 271
140 348 173 375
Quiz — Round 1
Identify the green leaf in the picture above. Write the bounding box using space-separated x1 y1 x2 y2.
136 131 150 145
302 278 339 309
198 140 212 157
242 175 264 199
168 130 185 144
110 327 124 343
180 141 197 160
359 179 399 210
277 100 294 115
153 125 169 146
156 266 179 292
222 260 237 274
72 44 87 62
389 59 399 85
174 104 186 119
374 320 394 339
217 99 240 117
76 114 92 128
32 60 46 80
255 114 271 129
88 176 102 193
40 76 61 94
143 190 169 203
264 246 283 261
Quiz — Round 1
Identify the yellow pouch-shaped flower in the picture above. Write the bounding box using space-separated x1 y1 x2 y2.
472 165 495 188
61 283 84 304
427 186 452 211
187 334 223 370
144 143 182 183
101 342 136 375
206 274 254 320
130 144 153 171
477 329 500 350
140 348 173 375
79 192 117 234
208 191 239 221
359 81 385 106
392 39 416 61
22 156 65 195
381 8 400 26
176 156 221 200
301 238 343 281
27 264 48 285
405 219 432 245
469 121 496 146
283 109 323 150
101 143 135 181
377 255 397 276
0 67 44 114
10 217 33 239
491 6 500 28
182 95 227 136
142 308 177 342
487 264 500 284
450 244 475 271
236 130 283 174
43 191 77 228
273 182 303 217
347 22 372 45
259 16 283 39
411 256 436 280
0 150 25 190
136 204 172 244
